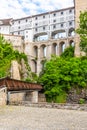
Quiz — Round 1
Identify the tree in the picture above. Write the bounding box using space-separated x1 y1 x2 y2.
76 11 87 55
0 35 29 78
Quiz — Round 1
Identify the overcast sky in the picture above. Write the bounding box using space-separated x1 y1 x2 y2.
0 0 74 19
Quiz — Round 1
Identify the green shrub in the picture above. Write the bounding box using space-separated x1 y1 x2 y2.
79 98 85 104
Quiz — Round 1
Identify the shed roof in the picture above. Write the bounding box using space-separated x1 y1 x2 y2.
0 77 42 91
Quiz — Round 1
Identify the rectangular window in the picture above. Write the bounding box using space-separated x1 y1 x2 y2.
53 20 56 23
61 23 63 27
18 31 20 34
53 25 56 29
43 15 45 18
43 26 45 30
35 23 38 26
35 28 38 32
35 17 38 20
53 13 56 16
69 9 72 13
69 21 72 26
61 12 63 15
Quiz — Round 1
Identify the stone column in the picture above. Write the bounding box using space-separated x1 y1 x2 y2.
31 91 38 103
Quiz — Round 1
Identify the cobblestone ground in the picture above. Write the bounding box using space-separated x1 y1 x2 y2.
0 105 87 130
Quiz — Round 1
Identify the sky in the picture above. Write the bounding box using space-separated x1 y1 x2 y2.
0 0 74 19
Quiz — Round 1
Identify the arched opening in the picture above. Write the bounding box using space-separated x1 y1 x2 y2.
33 46 38 58
52 30 66 39
68 28 75 37
69 40 75 47
33 33 48 42
31 60 37 73
52 43 57 55
41 60 46 71
40 44 47 58
59 42 65 55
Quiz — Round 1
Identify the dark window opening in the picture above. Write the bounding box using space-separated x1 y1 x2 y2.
35 17 38 20
35 28 38 32
43 26 45 30
43 15 45 18
53 25 56 29
61 12 63 15
53 20 56 23
53 13 56 16
69 9 72 13
69 21 72 26
61 23 63 27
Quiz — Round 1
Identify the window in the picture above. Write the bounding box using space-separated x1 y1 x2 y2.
26 31 28 33
61 12 63 15
43 26 45 30
35 23 38 26
26 19 28 22
53 13 56 16
35 17 38 20
53 20 56 23
53 25 56 29
18 26 20 29
35 28 38 32
61 23 63 27
69 9 72 13
69 21 72 26
18 31 20 35
43 15 45 18
26 35 28 38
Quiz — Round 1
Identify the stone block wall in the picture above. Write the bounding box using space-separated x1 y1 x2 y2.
0 87 7 105
8 92 25 103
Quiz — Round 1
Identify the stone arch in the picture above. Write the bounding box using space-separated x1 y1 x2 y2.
51 43 58 55
51 29 66 39
33 32 48 42
59 41 65 55
31 60 37 73
40 60 46 71
40 44 47 58
68 28 75 36
33 46 38 58
69 40 75 47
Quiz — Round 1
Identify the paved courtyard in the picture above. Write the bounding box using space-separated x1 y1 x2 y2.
0 105 87 130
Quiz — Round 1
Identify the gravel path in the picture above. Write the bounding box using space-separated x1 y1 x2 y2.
0 105 87 130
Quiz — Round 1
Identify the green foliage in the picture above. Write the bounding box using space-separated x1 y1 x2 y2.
61 46 74 58
0 35 29 78
39 55 87 103
76 11 87 55
79 98 85 104
25 72 38 83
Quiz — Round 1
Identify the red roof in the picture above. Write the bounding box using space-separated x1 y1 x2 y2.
0 77 42 91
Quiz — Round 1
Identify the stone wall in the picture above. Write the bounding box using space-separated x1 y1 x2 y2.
8 92 25 104
75 0 87 56
11 60 21 80
0 87 7 105
8 91 40 104
67 88 87 104
10 101 87 111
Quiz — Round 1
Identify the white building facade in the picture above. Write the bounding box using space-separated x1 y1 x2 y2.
0 7 75 75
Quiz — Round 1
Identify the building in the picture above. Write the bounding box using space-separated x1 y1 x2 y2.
0 18 12 35
0 0 87 75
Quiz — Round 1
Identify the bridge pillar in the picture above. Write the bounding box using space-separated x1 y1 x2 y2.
31 91 38 103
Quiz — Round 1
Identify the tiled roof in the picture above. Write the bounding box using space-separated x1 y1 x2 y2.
0 77 42 91
0 18 12 25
